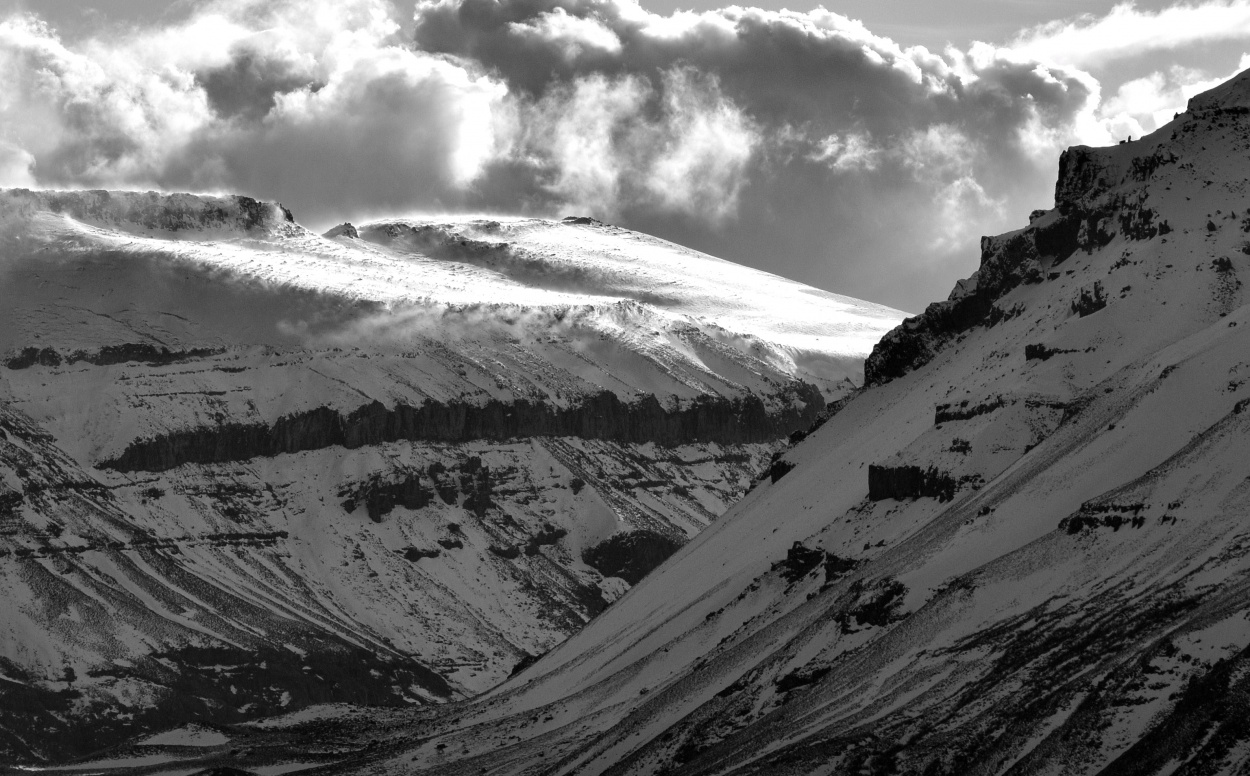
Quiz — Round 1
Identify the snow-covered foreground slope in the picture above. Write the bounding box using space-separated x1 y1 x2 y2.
0 190 902 762
139 67 1250 776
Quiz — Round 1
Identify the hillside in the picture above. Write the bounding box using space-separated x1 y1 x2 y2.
138 65 1250 776
0 191 903 761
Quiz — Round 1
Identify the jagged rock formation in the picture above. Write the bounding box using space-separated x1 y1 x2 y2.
581 530 685 585
0 189 900 762
863 78 1240 386
324 222 359 239
866 463 957 501
169 67 1250 776
5 344 224 369
0 188 295 234
102 387 823 473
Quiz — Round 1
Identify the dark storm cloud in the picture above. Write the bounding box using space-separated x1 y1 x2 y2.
0 0 1230 309
197 48 319 122
410 0 1098 304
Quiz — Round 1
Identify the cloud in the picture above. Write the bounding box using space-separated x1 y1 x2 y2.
1086 54 1250 141
1012 1 1250 69
512 66 757 220
407 0 1099 305
809 132 881 173
0 0 1242 311
0 1 509 222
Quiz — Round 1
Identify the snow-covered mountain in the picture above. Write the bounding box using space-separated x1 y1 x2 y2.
0 190 902 761
148 67 1250 776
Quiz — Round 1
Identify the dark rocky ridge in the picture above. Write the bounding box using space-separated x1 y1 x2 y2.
5 344 223 370
582 530 685 585
864 228 1048 385
0 188 294 234
323 221 359 239
102 384 825 473
867 464 960 501
0 641 447 762
864 123 1175 386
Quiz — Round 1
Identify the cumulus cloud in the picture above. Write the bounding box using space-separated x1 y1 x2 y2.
0 0 1245 310
0 1 510 223
1087 55 1250 140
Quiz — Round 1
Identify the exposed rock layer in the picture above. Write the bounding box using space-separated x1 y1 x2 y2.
103 386 825 473
867 464 958 501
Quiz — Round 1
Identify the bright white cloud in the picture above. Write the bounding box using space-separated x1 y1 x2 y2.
1012 0 1250 69
509 8 623 61
810 133 881 172
524 73 650 215
1078 54 1250 143
642 69 758 221
0 0 510 211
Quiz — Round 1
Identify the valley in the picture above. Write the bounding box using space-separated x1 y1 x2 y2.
93 63 1250 776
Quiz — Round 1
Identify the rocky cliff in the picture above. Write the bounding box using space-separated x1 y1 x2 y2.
862 89 1216 386
102 386 823 473
0 188 295 235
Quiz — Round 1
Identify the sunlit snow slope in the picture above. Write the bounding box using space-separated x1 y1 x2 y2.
0 190 903 762
199 66 1250 776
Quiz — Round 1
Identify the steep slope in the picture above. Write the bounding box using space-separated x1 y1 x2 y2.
172 67 1250 776
0 190 903 761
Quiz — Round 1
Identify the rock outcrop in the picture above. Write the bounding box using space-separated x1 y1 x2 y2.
863 95 1208 386
582 530 685 585
864 228 1046 384
103 385 824 473
0 188 294 235
324 221 359 239
5 344 222 370
866 463 958 501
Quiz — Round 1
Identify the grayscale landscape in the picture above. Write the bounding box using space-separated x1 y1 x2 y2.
1 1 1249 774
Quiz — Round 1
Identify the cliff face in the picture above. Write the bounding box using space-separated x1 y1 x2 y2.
0 188 295 236
866 464 958 501
103 386 823 473
864 105 1188 386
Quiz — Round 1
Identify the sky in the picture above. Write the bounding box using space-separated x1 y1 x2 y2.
1 0 1248 312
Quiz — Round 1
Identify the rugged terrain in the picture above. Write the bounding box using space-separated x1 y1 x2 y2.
85 65 1250 776
0 192 903 761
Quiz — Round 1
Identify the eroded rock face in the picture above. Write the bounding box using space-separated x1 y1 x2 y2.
582 530 685 585
323 221 359 239
865 230 1045 385
102 386 825 473
0 189 294 235
864 112 1194 387
5 344 222 370
867 464 958 501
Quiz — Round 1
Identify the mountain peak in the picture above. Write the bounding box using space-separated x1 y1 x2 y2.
323 221 359 239
1187 65 1250 112
867 67 1250 386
